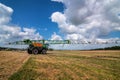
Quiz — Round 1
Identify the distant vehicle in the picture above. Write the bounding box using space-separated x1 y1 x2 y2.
27 40 70 54
27 42 49 54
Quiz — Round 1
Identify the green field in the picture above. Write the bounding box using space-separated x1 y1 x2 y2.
0 50 120 80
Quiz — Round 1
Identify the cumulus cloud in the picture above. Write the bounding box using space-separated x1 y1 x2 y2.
50 32 62 40
51 0 63 3
0 3 13 24
51 0 120 41
66 33 84 40
0 3 42 43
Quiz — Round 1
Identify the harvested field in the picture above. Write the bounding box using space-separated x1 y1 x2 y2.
0 50 120 80
0 51 29 80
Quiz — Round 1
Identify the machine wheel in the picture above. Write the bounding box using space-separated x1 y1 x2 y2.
32 48 39 54
41 49 47 54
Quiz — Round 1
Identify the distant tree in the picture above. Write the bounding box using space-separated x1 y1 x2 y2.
94 46 120 50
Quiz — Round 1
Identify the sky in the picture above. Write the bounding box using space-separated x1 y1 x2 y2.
0 0 120 43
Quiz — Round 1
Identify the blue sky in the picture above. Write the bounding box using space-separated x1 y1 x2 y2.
0 0 120 43
0 0 64 39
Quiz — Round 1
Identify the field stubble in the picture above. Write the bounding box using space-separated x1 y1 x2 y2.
0 51 29 80
0 50 120 80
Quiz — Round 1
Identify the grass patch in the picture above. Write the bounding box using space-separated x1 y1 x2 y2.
8 57 41 80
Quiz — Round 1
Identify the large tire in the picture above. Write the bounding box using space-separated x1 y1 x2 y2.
32 48 39 54
41 49 47 54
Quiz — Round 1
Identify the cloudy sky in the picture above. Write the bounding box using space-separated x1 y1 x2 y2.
0 0 120 43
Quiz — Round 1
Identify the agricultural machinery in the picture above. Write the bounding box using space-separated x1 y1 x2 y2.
27 40 70 54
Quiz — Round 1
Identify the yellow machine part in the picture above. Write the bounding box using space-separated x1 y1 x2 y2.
32 42 43 47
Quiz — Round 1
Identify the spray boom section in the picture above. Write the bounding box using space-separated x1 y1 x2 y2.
8 40 71 45
32 40 70 44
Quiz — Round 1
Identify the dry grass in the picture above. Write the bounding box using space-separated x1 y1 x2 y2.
8 50 120 80
0 50 120 80
0 51 29 80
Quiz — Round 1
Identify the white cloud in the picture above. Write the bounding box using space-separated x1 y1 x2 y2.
0 3 43 43
51 0 120 41
51 12 66 25
66 34 84 40
19 28 43 40
51 0 63 3
0 3 13 24
50 32 62 40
